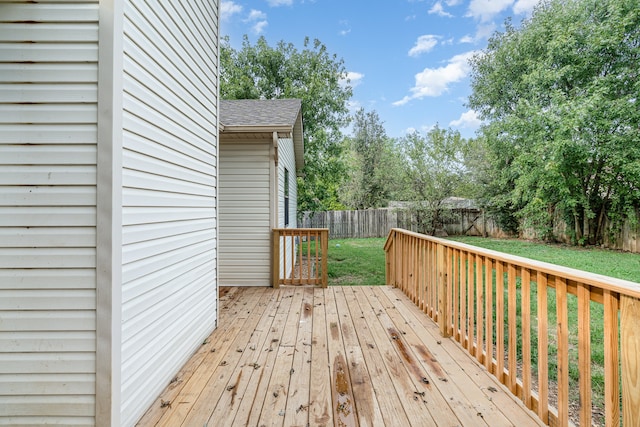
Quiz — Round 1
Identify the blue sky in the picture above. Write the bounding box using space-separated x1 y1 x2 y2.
220 0 541 139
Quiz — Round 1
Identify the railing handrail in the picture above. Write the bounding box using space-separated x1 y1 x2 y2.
385 228 640 299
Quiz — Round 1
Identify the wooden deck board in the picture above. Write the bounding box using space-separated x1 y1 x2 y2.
360 286 459 426
137 286 545 427
344 286 413 426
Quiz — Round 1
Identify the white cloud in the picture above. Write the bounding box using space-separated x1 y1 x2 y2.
428 2 453 18
394 51 477 106
459 35 474 44
449 110 482 129
459 22 496 44
246 9 267 21
339 20 351 36
513 0 540 15
221 1 242 20
445 0 463 5
252 20 268 34
267 0 293 5
243 9 268 34
408 35 440 57
475 22 497 39
341 71 364 88
467 0 513 22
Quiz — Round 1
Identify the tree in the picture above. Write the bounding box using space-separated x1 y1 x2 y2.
469 0 640 244
220 36 353 212
340 109 402 209
398 126 471 235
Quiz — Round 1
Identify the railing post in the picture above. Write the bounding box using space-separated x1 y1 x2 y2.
622 295 640 425
321 229 328 287
272 229 280 288
385 230 393 286
437 243 450 338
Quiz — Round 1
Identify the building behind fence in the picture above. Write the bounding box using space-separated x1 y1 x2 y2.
301 207 640 253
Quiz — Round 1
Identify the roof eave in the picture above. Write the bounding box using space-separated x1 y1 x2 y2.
220 124 293 134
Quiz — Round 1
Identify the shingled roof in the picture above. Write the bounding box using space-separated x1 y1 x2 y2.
219 99 304 171
220 99 302 129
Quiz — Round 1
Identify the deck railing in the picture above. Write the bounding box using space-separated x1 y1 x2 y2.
384 228 640 427
272 228 328 288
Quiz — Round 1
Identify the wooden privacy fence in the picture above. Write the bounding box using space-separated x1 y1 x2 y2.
301 208 508 239
272 228 328 288
384 228 640 427
302 209 398 238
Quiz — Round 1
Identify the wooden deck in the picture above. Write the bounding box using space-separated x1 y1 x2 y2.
137 286 544 427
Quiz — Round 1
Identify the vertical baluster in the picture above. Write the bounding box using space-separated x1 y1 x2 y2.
460 251 467 347
419 238 425 311
537 271 549 424
508 264 517 393
467 253 475 354
272 230 280 288
496 261 505 383
453 249 460 342
522 268 532 408
604 289 620 427
306 230 318 284
475 253 484 364
438 243 449 337
321 229 328 287
447 246 454 336
577 282 592 427
484 256 493 373
621 295 640 426
556 277 569 427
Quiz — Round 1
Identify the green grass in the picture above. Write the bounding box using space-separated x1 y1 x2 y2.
448 236 640 425
447 236 640 283
324 237 387 286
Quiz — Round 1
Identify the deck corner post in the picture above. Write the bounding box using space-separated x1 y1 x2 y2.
321 229 329 287
621 295 640 425
437 242 450 338
272 229 280 288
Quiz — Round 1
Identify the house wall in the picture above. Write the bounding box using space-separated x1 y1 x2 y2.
219 138 272 286
0 2 100 425
0 0 219 425
119 0 219 425
277 137 299 278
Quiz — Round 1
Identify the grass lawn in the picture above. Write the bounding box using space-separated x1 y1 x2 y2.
325 237 387 286
447 236 640 283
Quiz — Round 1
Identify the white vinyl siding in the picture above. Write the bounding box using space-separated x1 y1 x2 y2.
119 0 219 425
277 137 298 278
219 140 271 286
0 2 99 425
278 137 298 230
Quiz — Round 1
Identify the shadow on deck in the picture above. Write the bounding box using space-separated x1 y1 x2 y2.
137 286 543 426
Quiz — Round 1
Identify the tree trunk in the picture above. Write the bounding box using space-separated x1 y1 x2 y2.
583 214 591 246
574 212 582 244
595 206 606 246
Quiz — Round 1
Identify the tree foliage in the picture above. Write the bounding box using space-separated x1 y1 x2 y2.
469 0 640 244
340 109 403 209
220 36 353 212
398 126 472 235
